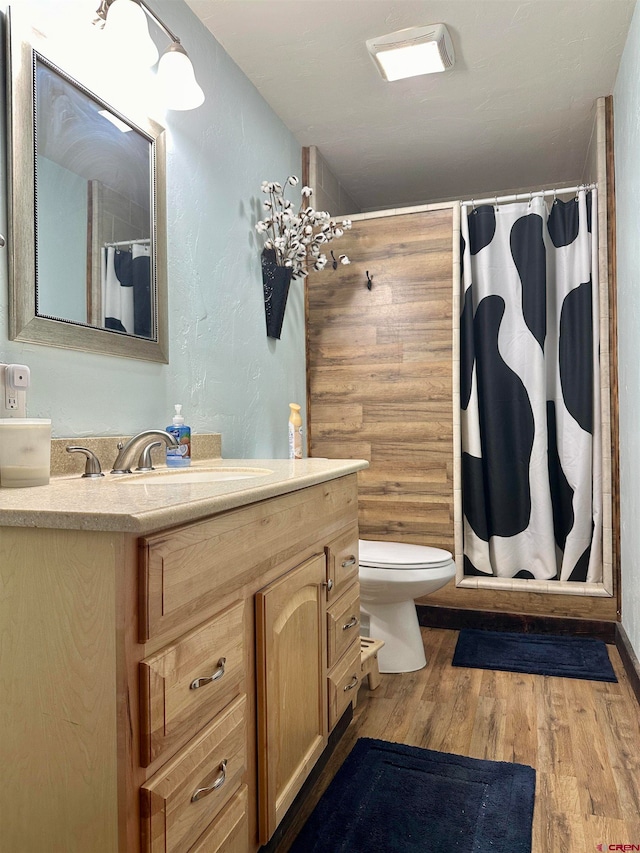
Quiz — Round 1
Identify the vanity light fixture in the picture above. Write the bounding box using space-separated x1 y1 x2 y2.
366 24 455 82
94 0 205 110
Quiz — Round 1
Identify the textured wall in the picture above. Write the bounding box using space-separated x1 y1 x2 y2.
0 0 305 458
614 1 640 659
308 146 361 217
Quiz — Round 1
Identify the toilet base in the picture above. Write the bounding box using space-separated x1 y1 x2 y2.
361 599 426 673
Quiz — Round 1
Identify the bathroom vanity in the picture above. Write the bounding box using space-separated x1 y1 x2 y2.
0 457 366 852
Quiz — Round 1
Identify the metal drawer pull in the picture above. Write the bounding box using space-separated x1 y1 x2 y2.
190 657 226 690
323 579 334 592
343 615 359 630
343 675 359 692
191 759 227 802
342 557 356 568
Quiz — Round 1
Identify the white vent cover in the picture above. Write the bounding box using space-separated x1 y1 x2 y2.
366 24 455 82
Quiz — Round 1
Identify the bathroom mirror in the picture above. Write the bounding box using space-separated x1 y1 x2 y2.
6 12 168 362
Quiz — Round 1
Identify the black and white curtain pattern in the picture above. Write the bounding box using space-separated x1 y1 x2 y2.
460 189 602 583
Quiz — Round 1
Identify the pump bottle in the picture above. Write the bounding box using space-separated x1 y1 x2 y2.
166 404 191 467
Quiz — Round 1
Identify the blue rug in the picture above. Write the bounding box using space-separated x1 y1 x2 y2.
289 738 535 853
452 628 617 682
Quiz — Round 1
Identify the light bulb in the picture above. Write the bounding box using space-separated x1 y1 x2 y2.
104 0 159 68
157 43 205 111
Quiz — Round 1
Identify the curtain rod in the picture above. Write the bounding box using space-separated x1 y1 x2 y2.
104 238 151 248
461 183 597 207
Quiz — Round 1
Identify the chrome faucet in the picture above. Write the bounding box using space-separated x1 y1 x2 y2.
111 429 179 474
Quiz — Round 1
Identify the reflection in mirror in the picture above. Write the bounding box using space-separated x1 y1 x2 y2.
6 10 168 362
36 56 154 338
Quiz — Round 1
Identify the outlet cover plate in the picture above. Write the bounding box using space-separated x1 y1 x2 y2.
0 363 27 418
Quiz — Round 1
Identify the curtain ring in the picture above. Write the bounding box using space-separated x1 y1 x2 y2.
553 188 557 205
471 198 476 214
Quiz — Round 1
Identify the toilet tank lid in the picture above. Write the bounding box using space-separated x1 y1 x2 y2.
358 539 453 568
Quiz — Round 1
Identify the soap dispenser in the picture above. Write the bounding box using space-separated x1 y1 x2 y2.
166 404 191 467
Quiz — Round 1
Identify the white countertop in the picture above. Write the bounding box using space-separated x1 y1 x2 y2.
0 458 368 534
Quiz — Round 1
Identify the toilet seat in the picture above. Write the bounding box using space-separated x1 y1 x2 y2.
359 539 453 570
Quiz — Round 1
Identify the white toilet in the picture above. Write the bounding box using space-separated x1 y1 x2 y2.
358 539 456 673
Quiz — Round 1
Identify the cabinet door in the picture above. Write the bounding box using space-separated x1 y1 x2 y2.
255 553 328 844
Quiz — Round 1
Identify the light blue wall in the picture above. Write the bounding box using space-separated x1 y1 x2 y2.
0 0 306 458
614 0 640 660
37 157 87 324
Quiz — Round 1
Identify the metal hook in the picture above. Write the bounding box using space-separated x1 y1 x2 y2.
0 235 5 248
331 250 338 270
553 188 558 205
494 195 499 213
528 191 533 207
471 198 476 214
366 271 373 291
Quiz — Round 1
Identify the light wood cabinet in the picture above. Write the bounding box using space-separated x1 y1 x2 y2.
0 473 360 853
255 553 328 843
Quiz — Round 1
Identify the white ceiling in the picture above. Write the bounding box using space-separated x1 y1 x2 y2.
185 0 636 211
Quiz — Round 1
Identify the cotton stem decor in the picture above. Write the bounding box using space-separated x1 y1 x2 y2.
255 177 351 338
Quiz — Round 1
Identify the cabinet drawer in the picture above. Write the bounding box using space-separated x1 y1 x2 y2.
325 526 358 602
327 582 360 669
141 695 246 853
140 601 245 766
139 477 359 642
327 639 361 731
189 785 248 853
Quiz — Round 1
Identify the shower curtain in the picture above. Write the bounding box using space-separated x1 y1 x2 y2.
460 189 602 583
102 242 152 336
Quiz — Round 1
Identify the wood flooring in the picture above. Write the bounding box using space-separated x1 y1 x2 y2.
275 627 640 852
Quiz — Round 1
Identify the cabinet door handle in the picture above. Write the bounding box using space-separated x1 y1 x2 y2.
342 615 359 631
191 759 227 802
343 675 359 692
190 657 226 690
342 557 356 568
323 579 334 592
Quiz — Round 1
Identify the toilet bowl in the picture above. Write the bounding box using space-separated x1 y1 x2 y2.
359 539 456 673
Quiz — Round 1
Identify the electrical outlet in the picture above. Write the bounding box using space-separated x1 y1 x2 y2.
0 363 28 418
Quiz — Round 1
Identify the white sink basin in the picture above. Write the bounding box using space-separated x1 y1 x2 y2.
116 466 273 485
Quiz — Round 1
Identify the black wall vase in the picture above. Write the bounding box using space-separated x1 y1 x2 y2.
261 248 293 339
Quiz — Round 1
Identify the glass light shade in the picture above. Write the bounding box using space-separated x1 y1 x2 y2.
157 44 205 110
374 41 445 81
104 0 159 68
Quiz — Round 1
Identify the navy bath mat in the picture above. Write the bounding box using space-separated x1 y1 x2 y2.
452 628 617 682
289 738 535 853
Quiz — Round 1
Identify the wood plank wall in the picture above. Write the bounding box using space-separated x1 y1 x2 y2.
307 210 455 551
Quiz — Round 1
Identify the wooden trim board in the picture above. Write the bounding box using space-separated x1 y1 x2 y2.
416 604 617 643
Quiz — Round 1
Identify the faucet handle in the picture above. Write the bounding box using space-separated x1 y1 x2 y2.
66 446 104 478
136 441 163 473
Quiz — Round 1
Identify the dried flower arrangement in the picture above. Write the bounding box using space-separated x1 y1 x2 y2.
255 176 351 278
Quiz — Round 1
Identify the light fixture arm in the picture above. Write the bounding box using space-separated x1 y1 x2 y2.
95 0 181 45
136 0 181 45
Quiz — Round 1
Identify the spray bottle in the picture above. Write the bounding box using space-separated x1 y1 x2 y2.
288 403 302 459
